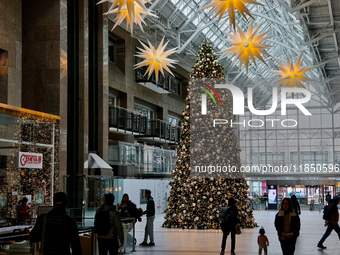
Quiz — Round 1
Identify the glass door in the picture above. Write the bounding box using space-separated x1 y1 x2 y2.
306 186 320 204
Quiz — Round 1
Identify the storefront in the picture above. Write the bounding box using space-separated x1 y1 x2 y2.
0 103 60 222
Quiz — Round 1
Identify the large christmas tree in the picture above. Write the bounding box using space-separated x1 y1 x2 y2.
163 39 256 229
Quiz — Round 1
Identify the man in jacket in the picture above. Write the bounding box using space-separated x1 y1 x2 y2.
29 192 82 255
219 197 239 255
139 189 155 246
317 196 340 249
95 193 124 255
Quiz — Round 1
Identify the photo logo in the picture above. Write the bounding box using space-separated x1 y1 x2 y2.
199 83 223 107
201 84 312 116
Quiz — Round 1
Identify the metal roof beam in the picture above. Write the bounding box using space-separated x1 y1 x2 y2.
276 0 320 13
326 88 340 96
315 54 340 67
309 19 340 25
299 26 340 46
326 0 340 69
177 18 221 53
321 75 340 84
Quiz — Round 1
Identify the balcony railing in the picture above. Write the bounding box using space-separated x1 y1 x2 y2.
108 141 177 175
135 66 182 96
109 106 181 143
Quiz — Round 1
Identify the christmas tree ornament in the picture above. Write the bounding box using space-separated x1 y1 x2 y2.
271 54 315 98
220 20 272 73
199 0 263 28
106 0 157 35
134 37 178 83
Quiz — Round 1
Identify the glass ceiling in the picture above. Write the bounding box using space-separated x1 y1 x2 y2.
167 0 322 85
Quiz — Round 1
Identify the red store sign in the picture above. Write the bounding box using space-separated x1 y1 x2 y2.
17 152 43 169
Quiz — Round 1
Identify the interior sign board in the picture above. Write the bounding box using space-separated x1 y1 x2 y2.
17 152 43 169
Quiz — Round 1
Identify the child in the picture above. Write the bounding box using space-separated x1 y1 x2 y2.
258 227 269 255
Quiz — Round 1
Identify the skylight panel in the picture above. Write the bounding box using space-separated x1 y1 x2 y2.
183 6 190 16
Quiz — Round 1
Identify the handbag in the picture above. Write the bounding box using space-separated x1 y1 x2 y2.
36 213 48 255
235 224 241 235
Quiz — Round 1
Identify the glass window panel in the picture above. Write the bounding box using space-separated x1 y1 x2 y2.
322 114 332 128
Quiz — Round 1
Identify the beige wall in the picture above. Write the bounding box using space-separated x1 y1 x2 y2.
0 0 22 106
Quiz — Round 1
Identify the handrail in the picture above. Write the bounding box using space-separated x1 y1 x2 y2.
109 106 181 142
0 218 136 254
135 66 182 96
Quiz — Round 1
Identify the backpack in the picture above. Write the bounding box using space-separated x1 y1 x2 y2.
94 209 112 235
323 205 329 220
323 203 336 220
219 206 232 223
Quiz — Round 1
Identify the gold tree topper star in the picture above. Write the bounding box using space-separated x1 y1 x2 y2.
271 54 316 98
219 20 272 73
107 0 157 35
199 0 263 29
134 37 178 84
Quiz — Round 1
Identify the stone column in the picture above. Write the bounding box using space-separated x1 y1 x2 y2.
0 0 22 106
97 3 109 161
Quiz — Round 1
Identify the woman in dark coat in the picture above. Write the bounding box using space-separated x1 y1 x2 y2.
117 193 141 220
275 198 301 255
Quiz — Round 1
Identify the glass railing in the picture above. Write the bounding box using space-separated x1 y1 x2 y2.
109 106 181 143
135 66 182 96
108 141 177 174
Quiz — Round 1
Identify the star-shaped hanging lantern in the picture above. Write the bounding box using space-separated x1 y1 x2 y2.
199 0 263 29
271 54 316 98
134 37 178 84
219 20 272 73
97 0 149 17
107 0 157 35
98 0 154 35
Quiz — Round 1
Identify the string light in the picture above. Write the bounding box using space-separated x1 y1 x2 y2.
163 39 256 229
4 117 60 219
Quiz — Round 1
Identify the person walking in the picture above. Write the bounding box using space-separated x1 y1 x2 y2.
258 227 269 255
274 198 300 255
139 190 155 246
317 196 340 249
29 192 82 255
95 193 124 255
219 197 239 255
326 192 332 204
263 193 268 210
291 195 301 215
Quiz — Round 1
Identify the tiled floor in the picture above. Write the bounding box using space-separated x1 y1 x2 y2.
133 210 340 255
